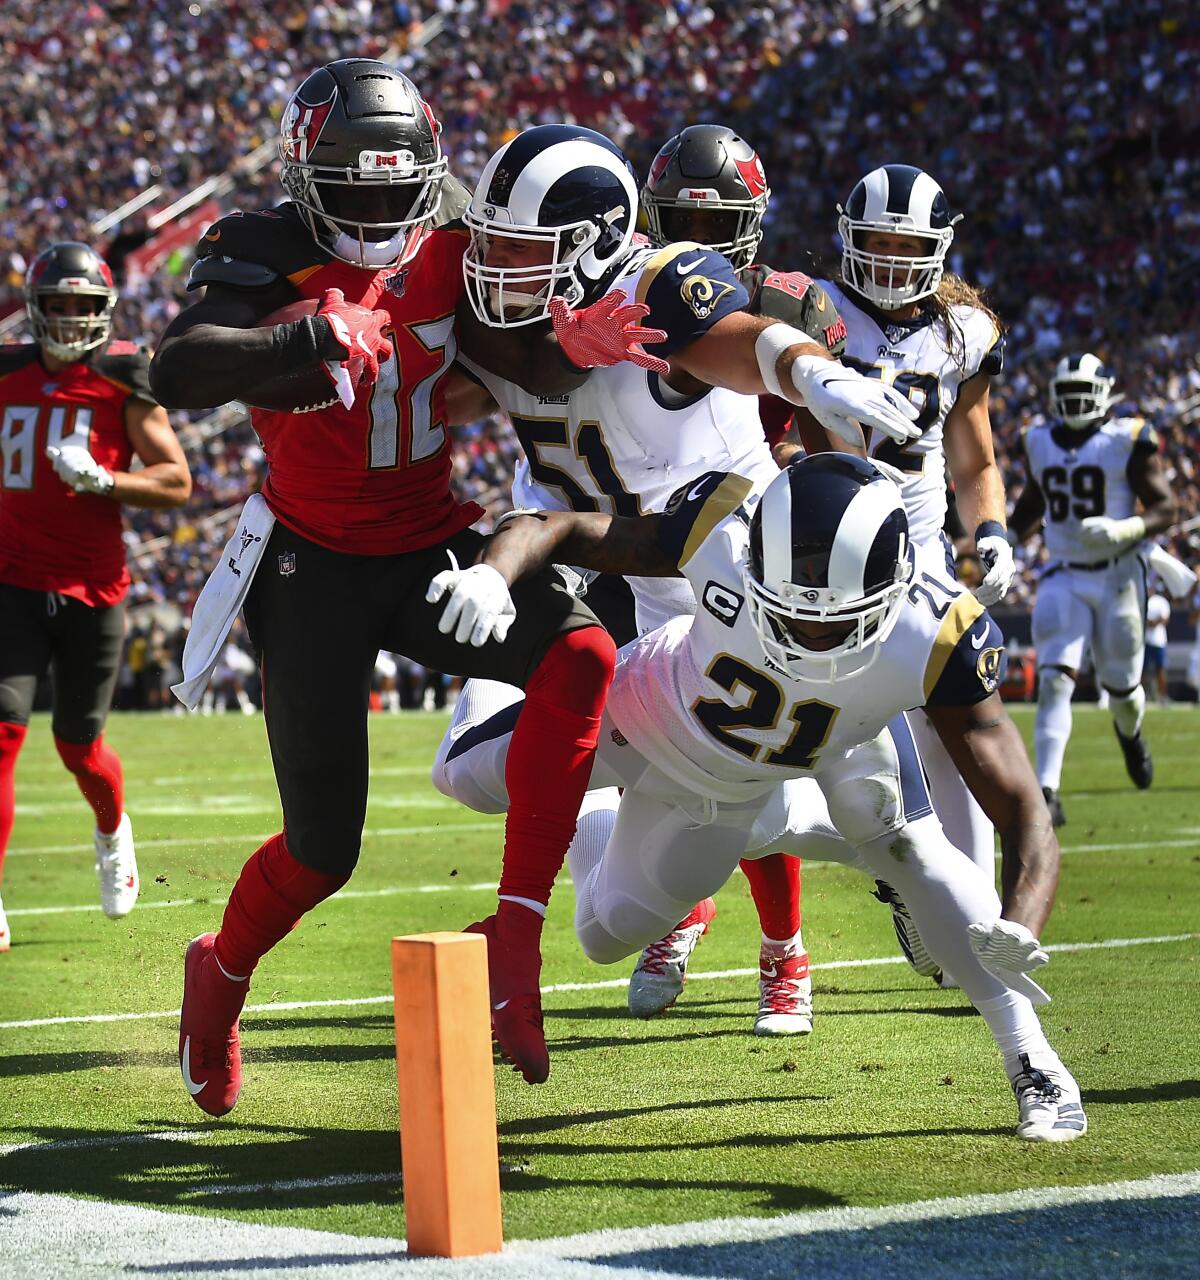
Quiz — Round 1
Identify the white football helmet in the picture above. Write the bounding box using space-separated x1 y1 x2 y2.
1049 353 1116 430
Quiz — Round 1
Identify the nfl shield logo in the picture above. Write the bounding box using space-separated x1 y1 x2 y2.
885 324 906 344
384 269 408 298
278 552 296 577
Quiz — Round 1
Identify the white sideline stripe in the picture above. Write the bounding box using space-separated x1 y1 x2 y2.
15 793 460 818
1 931 1194 1032
2 1173 1199 1280
5 881 497 918
0 1129 213 1157
5 819 501 858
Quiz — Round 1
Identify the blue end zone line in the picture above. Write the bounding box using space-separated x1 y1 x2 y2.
1 930 1194 1032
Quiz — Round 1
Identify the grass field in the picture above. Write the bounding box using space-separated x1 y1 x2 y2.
2 705 1198 1277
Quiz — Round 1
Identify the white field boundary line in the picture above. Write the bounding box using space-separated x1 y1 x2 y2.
1 1171 1197 1280
2 931 1194 1032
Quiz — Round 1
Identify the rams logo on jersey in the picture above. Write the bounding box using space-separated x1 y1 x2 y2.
681 274 735 320
976 645 1003 693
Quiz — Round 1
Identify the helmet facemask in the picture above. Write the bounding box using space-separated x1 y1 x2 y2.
28 284 116 362
1050 373 1115 430
838 218 953 310
743 545 910 683
282 151 447 269
463 210 612 329
643 191 765 269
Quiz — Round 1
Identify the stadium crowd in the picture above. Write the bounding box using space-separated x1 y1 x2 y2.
2 0 1198 699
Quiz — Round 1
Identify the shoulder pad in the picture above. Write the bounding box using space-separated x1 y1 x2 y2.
91 347 157 404
189 205 323 292
658 470 754 569
1122 416 1159 451
752 268 847 355
923 594 1004 705
633 242 748 358
0 344 40 379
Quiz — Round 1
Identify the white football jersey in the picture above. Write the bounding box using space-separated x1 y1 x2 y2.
818 280 1004 544
1022 416 1156 565
605 471 1005 804
460 242 779 625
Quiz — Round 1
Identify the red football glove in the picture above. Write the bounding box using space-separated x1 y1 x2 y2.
548 290 670 375
315 288 394 406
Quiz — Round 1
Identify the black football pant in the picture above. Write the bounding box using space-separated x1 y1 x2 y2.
242 522 598 877
0 582 126 742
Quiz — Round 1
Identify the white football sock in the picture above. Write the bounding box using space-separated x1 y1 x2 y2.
1109 684 1145 739
1035 668 1075 790
975 991 1061 1078
762 930 805 953
566 788 619 892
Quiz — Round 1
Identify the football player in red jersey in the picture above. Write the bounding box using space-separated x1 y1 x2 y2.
0 242 192 951
149 60 624 1112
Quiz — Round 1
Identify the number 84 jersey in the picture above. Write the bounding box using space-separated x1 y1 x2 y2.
605 471 1006 804
1021 417 1155 566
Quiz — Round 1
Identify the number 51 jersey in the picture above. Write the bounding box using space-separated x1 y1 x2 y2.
1021 416 1155 565
604 471 1006 804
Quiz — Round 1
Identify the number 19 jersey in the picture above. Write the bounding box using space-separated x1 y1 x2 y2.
1021 417 1155 565
818 281 1003 544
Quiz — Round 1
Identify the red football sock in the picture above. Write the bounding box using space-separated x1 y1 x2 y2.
0 722 28 880
500 626 616 907
213 832 349 979
54 734 123 835
740 853 802 942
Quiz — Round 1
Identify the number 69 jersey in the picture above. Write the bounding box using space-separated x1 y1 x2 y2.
1021 416 1156 565
604 471 1006 804
817 280 1004 545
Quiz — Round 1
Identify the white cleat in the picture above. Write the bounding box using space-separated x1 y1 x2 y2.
0 894 10 952
627 899 716 1018
1011 1053 1087 1142
754 942 813 1036
95 813 138 918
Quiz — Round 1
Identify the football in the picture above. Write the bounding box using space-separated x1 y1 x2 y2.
246 297 368 413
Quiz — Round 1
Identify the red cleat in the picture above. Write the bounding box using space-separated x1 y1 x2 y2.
178 932 250 1117
466 903 549 1085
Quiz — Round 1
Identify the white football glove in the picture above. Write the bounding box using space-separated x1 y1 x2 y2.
45 444 114 495
1148 544 1197 599
967 918 1050 1005
789 355 921 447
974 525 1016 606
1078 514 1146 553
425 550 516 647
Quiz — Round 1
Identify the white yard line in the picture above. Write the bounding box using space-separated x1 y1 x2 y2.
1 1171 1197 1280
0 1129 214 1157
1 932 1194 1032
4 819 501 858
5 881 497 918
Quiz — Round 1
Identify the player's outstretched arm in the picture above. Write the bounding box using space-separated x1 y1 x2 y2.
149 283 363 410
926 693 1060 936
670 310 919 449
482 510 680 585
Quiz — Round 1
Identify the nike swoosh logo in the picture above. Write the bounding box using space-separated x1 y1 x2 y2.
970 625 989 649
687 481 710 502
203 229 221 242
181 1036 207 1096
492 999 510 1011
125 876 135 889
676 257 705 274
760 962 778 980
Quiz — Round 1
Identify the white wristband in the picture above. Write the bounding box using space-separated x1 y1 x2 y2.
754 322 817 401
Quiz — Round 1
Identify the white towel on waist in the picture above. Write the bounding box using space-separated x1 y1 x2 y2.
171 494 276 709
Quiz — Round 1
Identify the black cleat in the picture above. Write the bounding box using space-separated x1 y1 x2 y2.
1042 786 1066 828
1114 725 1153 789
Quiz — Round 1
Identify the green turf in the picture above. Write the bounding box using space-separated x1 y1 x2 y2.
1 706 1198 1242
